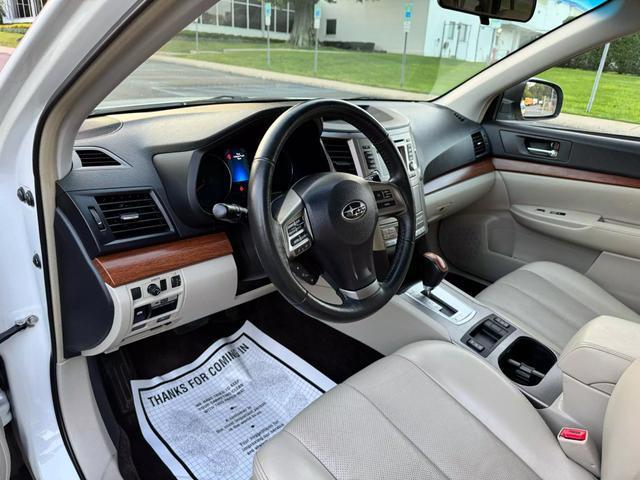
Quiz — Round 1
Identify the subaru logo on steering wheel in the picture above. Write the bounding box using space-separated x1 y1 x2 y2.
342 200 367 220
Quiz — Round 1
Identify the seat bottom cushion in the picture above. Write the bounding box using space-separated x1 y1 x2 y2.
253 341 593 480
476 261 640 352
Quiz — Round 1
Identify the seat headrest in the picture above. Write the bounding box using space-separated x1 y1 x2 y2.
602 359 640 479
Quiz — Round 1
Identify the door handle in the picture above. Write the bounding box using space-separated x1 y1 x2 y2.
526 146 559 158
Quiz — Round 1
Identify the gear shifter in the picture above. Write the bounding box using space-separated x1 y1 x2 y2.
422 252 448 296
405 252 476 325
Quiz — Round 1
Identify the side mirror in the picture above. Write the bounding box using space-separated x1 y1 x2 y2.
497 78 563 121
438 0 536 23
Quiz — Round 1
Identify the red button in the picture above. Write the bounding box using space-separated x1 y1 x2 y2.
559 427 587 441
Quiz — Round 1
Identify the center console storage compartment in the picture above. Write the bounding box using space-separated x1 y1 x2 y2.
499 336 557 386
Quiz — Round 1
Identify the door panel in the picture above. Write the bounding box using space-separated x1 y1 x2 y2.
439 176 600 282
439 120 640 311
486 121 640 179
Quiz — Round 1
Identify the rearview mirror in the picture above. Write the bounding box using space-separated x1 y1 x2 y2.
438 0 537 23
497 78 563 121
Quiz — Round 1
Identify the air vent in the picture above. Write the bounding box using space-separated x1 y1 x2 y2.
362 145 377 170
94 191 170 240
453 111 466 122
76 149 121 167
322 137 357 175
471 131 488 157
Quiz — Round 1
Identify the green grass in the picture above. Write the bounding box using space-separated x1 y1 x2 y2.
539 67 640 124
0 31 23 48
162 35 483 95
163 35 640 124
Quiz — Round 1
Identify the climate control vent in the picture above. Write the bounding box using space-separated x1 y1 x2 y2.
322 137 357 175
94 191 169 240
471 131 488 158
76 149 121 167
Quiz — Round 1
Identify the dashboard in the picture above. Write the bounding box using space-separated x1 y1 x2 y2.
56 101 491 357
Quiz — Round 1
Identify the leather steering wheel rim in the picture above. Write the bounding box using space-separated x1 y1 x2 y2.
248 99 415 322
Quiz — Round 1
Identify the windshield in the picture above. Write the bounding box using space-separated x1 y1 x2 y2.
98 0 606 113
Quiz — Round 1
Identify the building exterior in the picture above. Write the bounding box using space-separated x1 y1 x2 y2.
1 0 45 23
182 0 585 66
188 0 296 41
317 0 584 63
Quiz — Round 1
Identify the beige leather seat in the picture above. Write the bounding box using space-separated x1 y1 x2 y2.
254 341 614 480
476 261 640 352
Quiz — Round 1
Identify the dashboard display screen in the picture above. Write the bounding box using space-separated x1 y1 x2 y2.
226 148 250 184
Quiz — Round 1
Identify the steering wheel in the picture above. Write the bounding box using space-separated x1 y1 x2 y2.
248 99 415 322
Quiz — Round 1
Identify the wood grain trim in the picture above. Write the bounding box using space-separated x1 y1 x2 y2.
493 157 640 189
93 233 233 288
424 158 495 195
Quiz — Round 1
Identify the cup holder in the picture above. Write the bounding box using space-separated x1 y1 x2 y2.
498 337 557 386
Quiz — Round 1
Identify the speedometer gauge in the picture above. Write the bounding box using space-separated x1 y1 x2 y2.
196 154 232 214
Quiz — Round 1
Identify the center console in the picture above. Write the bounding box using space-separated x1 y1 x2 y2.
404 252 562 408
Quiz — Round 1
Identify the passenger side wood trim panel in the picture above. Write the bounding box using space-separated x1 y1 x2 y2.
424 158 495 195
93 233 233 287
493 158 640 189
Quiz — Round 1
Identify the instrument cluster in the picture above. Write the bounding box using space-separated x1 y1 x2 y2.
195 146 294 214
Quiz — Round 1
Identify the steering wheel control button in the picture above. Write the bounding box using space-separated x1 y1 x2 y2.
287 217 304 235
291 262 319 285
374 189 392 201
375 189 395 208
147 283 161 296
284 213 313 258
374 188 398 211
291 234 306 247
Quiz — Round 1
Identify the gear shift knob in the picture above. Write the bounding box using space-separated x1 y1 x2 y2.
422 252 448 294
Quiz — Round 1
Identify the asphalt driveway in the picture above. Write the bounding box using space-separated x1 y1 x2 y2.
102 57 357 108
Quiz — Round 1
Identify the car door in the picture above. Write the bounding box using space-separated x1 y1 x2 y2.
439 50 640 313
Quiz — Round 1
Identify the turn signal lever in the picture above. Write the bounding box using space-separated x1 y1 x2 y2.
212 203 248 224
422 252 448 295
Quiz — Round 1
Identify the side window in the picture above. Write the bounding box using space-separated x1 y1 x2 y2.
532 34 640 137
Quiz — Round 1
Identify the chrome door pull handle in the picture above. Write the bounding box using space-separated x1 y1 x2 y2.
527 146 559 158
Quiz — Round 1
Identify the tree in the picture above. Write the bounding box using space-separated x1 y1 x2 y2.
289 0 316 48
287 0 375 48
0 0 5 25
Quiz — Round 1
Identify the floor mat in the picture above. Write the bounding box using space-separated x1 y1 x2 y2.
98 293 383 479
131 321 335 480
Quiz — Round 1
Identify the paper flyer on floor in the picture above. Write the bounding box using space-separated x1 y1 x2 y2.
131 321 336 480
